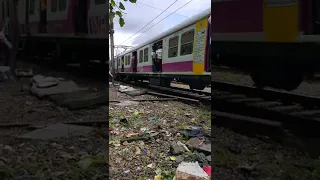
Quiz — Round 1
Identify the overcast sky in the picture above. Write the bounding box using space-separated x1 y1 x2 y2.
110 0 211 56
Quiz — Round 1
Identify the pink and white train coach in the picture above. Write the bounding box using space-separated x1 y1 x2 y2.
114 8 211 90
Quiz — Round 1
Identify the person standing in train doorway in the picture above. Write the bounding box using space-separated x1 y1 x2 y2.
156 44 162 72
132 54 137 72
1 17 10 66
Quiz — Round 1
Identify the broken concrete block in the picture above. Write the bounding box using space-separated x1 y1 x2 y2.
0 66 13 82
31 80 79 98
115 100 139 106
15 68 33 77
175 162 210 180
18 123 93 139
186 137 211 154
32 74 59 88
170 141 185 155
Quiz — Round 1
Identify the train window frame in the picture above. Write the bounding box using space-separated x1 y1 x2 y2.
168 36 178 58
143 48 148 62
139 50 143 63
51 0 58 12
94 0 106 5
58 0 67 11
180 30 194 56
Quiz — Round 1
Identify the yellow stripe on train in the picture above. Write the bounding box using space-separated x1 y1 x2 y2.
193 18 208 74
263 0 298 42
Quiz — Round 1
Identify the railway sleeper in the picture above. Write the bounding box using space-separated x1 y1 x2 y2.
148 78 171 87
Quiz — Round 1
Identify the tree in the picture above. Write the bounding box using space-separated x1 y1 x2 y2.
109 0 137 27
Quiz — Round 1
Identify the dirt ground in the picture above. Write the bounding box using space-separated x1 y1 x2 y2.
0 62 108 179
109 84 211 179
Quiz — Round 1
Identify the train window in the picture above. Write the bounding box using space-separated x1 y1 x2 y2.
139 50 143 63
128 55 131 65
180 30 194 56
58 0 66 11
143 48 148 62
51 0 57 12
168 36 178 58
95 0 106 5
125 56 127 65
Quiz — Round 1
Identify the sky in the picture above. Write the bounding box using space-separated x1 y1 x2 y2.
110 0 211 57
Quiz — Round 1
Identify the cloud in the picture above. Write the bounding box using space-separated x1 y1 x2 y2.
110 0 211 56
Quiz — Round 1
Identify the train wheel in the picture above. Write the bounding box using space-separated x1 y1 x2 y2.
189 82 206 90
282 71 303 91
250 71 265 89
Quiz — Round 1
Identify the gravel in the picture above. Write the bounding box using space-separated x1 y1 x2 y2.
109 85 211 179
212 126 316 180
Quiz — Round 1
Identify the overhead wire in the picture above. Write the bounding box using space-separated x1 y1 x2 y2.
119 0 179 45
137 2 189 18
125 0 194 45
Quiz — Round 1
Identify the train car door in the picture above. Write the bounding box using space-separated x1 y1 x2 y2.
312 0 320 34
121 56 124 72
132 51 137 72
152 41 162 72
39 0 47 33
74 0 88 34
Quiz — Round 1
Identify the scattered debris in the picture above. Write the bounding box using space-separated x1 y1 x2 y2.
175 162 210 179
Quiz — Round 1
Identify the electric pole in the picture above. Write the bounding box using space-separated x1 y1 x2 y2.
109 22 115 86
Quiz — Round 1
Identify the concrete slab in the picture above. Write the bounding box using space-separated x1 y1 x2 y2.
32 74 59 88
31 80 79 98
19 123 93 139
115 100 139 106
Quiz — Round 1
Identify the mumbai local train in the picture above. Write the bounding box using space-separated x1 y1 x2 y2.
212 0 320 91
0 0 108 67
114 8 211 90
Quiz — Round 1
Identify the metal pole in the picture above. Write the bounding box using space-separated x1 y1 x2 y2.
110 22 115 86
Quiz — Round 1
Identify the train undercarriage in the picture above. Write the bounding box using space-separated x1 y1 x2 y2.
213 41 320 91
19 35 108 70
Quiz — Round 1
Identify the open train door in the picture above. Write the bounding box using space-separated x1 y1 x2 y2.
74 0 88 34
312 0 320 34
39 0 47 33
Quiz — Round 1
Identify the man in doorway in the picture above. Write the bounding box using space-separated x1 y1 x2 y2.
155 45 162 72
0 17 11 66
132 55 137 72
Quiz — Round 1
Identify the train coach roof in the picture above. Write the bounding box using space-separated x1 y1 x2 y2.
117 8 211 57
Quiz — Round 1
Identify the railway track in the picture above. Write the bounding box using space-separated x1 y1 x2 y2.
212 80 320 138
116 80 211 104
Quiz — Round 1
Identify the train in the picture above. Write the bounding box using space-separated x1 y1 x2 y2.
212 0 320 91
0 0 108 68
114 8 211 90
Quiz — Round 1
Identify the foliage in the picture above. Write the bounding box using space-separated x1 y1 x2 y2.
109 0 137 27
